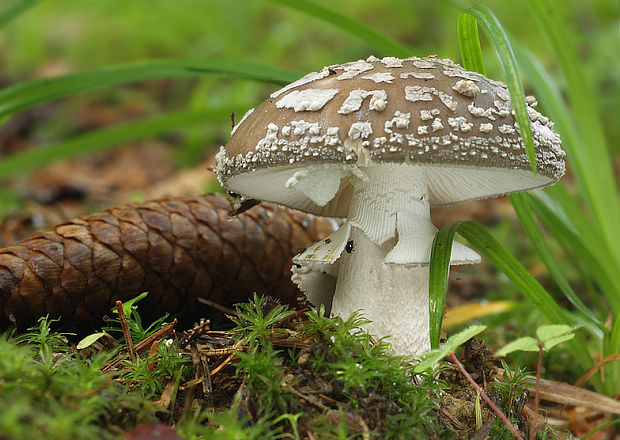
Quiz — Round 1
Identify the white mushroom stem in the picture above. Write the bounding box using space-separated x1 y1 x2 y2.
332 225 433 355
329 164 478 356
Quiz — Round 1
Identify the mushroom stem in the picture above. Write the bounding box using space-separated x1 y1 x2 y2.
293 163 479 355
332 225 432 355
331 164 442 355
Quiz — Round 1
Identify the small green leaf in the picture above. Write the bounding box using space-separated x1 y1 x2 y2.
495 337 539 357
542 333 575 351
536 324 576 350
76 332 106 350
535 324 574 343
414 325 486 373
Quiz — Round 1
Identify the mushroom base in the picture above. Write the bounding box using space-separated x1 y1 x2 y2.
331 226 431 356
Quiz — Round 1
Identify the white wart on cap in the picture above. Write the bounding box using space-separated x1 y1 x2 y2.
216 55 565 356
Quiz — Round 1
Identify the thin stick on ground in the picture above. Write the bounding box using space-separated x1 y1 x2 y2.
530 344 543 440
116 300 136 362
102 319 177 372
449 353 524 440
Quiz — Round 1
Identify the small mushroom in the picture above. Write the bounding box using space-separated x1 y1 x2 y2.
216 55 565 355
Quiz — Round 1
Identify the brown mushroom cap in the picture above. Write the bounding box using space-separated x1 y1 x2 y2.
217 56 565 216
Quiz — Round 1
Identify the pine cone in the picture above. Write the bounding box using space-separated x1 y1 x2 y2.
0 194 336 333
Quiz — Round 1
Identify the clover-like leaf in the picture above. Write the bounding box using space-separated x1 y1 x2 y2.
536 324 577 350
495 336 539 357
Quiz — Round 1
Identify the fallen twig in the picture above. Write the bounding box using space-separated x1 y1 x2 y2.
449 353 524 440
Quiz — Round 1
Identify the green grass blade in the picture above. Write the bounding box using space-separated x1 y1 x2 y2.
0 108 227 179
464 5 536 173
526 191 620 310
456 12 486 75
0 59 301 119
264 0 413 58
459 222 569 324
0 0 36 28
509 192 605 331
525 0 620 270
429 222 463 349
546 184 620 300
429 220 594 372
605 317 620 391
516 47 620 276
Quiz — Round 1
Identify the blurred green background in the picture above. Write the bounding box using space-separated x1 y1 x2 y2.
1 0 617 164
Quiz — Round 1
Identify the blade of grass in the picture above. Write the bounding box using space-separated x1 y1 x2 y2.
463 5 536 173
263 0 413 58
0 59 301 120
456 12 486 75
525 0 620 271
526 192 620 311
516 47 620 279
605 317 620 393
509 192 605 331
429 222 461 349
546 184 620 303
0 108 228 179
429 220 594 373
515 47 586 200
0 0 36 28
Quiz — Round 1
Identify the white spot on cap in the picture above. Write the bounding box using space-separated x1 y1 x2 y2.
276 88 339 112
448 117 473 132
417 125 429 135
291 120 319 136
498 124 516 135
405 86 457 112
431 118 444 132
270 68 330 98
384 111 410 133
338 89 387 114
496 89 510 101
348 122 373 140
436 91 458 112
452 80 480 97
381 57 403 68
412 59 436 69
493 100 511 117
420 110 433 121
369 91 387 111
361 72 395 83
405 85 433 102
443 68 481 81
479 123 493 133
400 72 435 80
468 103 495 120
337 60 374 80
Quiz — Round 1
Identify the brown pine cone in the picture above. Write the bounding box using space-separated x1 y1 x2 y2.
0 194 337 333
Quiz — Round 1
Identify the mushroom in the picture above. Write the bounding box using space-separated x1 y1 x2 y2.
216 56 565 356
